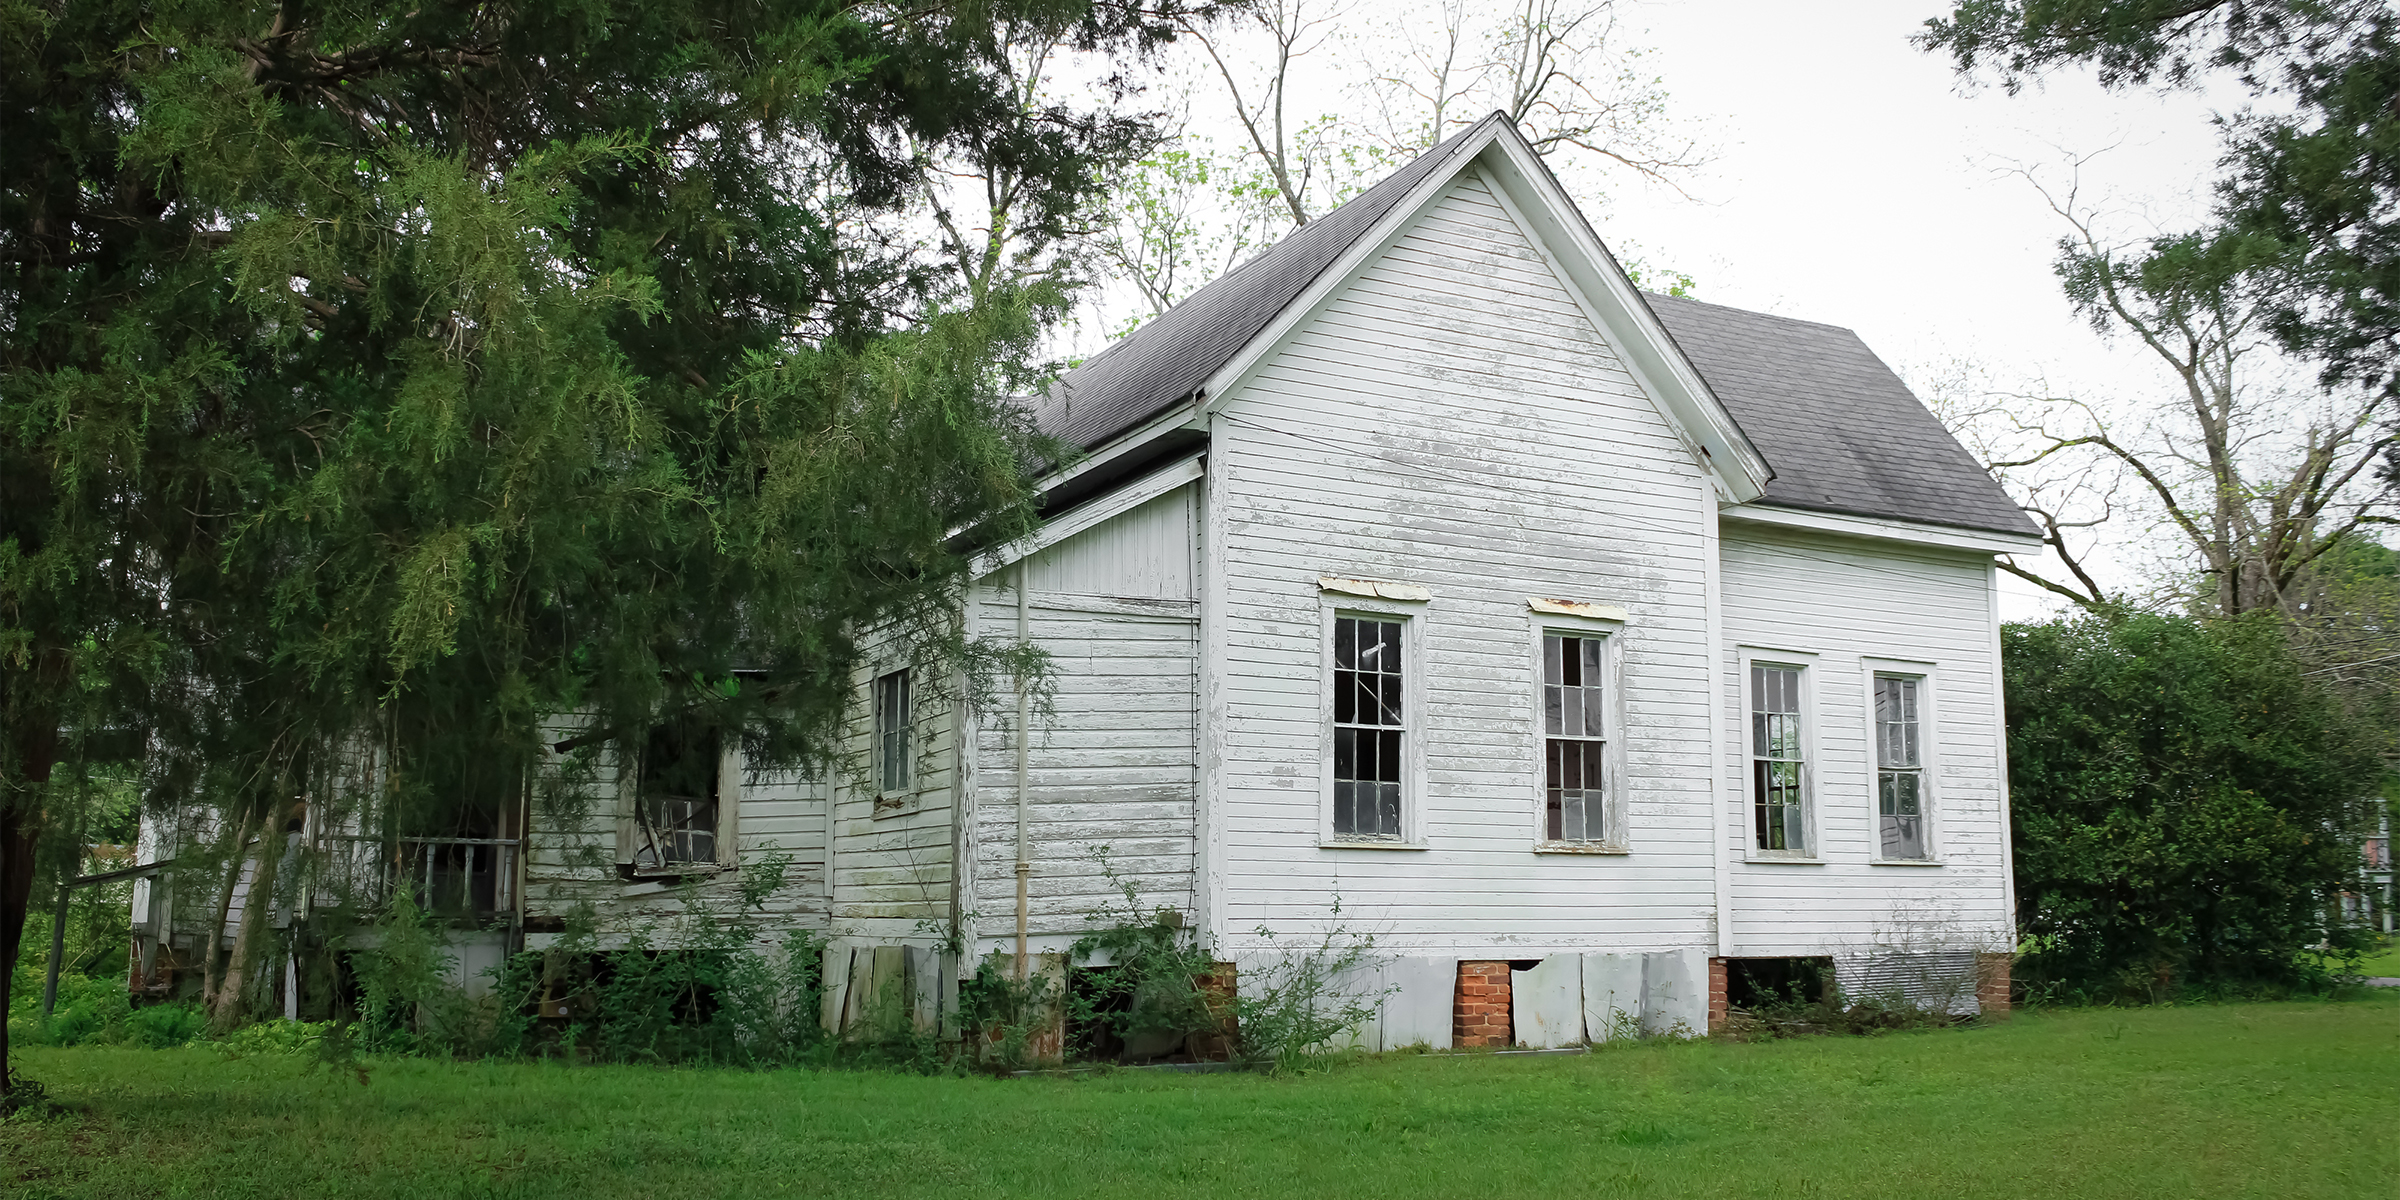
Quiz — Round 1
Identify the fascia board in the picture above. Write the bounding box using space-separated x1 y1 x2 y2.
1472 138 1771 503
975 453 1205 577
1720 501 2044 555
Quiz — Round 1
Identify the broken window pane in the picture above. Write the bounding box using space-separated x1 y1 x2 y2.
1750 665 1806 852
1875 674 1928 859
1332 616 1406 839
1541 633 1609 842
638 720 720 869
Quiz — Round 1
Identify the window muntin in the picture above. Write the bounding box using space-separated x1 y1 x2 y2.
1542 632 1608 843
873 668 912 796
636 721 719 869
1750 664 1807 852
1874 674 1928 860
1332 615 1405 840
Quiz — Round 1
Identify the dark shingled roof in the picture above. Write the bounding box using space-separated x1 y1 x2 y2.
1642 293 2038 538
1041 116 2036 540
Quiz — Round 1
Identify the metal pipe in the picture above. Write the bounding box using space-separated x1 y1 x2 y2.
1014 561 1032 982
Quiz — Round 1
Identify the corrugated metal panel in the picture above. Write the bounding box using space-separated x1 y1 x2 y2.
1836 951 1981 1015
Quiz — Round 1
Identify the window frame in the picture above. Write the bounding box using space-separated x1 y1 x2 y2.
1861 657 1941 865
1737 646 1820 862
620 723 742 877
871 666 916 815
1318 596 1427 848
1528 613 1628 854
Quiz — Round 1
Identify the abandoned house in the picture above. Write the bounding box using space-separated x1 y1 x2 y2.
128 113 2036 1047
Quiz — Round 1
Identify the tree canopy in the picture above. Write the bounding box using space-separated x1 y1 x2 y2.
1920 1 2400 398
0 0 1218 1093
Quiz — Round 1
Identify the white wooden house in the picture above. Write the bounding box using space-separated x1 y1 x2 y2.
130 115 2037 1045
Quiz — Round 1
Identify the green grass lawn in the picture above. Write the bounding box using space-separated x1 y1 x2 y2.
8 998 2398 1200
2353 936 2400 978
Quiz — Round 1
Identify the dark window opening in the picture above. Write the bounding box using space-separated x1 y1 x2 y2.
636 720 720 871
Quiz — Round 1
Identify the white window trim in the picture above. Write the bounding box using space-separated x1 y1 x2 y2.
1737 645 1821 863
871 665 919 819
1529 610 1629 855
1319 593 1428 849
1861 656 1942 866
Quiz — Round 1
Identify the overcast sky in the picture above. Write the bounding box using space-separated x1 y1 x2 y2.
1583 1 2244 617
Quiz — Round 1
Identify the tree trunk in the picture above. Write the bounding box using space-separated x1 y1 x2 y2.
211 814 285 1033
198 813 255 1016
1 721 60 1099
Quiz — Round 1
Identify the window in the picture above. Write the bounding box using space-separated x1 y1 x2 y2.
1332 615 1405 840
1750 664 1808 852
1542 633 1609 843
1874 674 1928 860
636 720 719 870
873 668 912 797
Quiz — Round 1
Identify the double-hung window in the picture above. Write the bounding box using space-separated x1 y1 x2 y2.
1749 663 1809 852
1541 633 1609 843
1873 673 1929 860
1331 615 1406 840
873 668 912 803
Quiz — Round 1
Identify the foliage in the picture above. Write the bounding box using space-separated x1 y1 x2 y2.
1919 2 2400 399
1063 853 1224 1062
9 999 2399 1196
957 950 1063 1071
1223 922 1386 1074
2003 610 2387 996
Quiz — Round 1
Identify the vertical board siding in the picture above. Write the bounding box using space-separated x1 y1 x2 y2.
1718 523 2013 955
1025 485 1197 600
1211 170 1720 956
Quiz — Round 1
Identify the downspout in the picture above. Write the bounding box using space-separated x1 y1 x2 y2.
1014 561 1032 982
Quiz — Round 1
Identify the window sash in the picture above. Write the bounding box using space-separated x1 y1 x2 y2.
637 723 719 869
874 669 911 795
1749 664 1807 852
1332 616 1406 839
1874 674 1928 859
1542 633 1607 843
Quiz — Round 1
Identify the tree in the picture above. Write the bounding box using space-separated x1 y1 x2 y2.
2004 611 2385 996
0 0 1210 1096
1919 1 2400 400
1937 161 2392 617
1093 0 1703 325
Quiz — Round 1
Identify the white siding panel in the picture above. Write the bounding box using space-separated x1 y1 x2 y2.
1209 169 1721 958
1718 522 2013 957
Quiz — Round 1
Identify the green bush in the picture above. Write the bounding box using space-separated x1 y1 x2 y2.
2005 611 2387 999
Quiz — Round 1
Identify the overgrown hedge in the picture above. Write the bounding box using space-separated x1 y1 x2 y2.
2004 611 2388 999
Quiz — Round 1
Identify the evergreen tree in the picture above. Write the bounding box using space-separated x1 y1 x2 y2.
0 0 1220 1095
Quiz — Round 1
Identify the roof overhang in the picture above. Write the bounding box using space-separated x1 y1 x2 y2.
1721 501 2044 555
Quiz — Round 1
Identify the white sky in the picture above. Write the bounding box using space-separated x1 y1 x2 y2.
1544 1 2241 619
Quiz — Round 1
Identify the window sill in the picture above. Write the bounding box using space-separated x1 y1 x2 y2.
1534 842 1629 856
1743 852 1822 865
1870 858 1944 867
872 794 920 820
1319 839 1429 851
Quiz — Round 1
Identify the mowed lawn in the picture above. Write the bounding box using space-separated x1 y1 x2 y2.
7 999 2396 1200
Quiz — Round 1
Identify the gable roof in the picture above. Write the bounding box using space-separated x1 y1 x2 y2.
1037 115 1508 450
1041 115 2034 541
1642 294 2038 538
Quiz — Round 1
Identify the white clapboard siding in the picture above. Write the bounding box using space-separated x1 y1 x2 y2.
1718 523 2013 956
969 592 1201 953
1208 168 1720 956
524 715 831 943
826 622 960 942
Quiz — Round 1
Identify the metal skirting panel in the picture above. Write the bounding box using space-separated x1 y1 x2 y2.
1835 951 1981 1015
